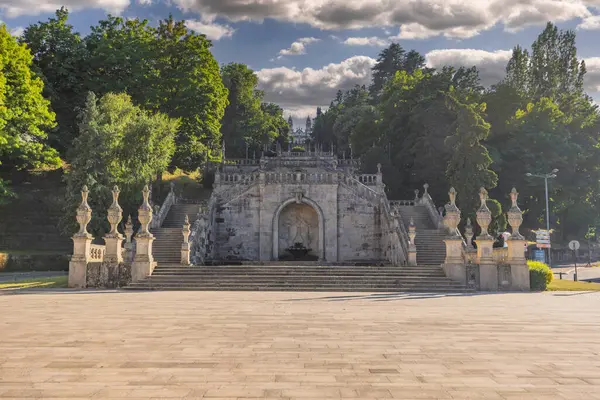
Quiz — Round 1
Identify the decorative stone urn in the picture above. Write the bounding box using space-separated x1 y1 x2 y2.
476 187 493 239
106 186 123 238
408 217 416 245
75 186 92 238
507 187 524 240
414 189 420 202
138 185 153 237
464 218 475 249
124 215 134 244
444 187 461 236
408 217 417 266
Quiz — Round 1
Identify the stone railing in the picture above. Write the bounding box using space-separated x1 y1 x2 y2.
390 199 416 207
340 175 381 202
357 174 378 186
264 171 339 185
224 158 260 166
219 171 261 185
152 188 176 229
337 159 360 168
90 244 105 261
419 190 445 229
381 196 409 266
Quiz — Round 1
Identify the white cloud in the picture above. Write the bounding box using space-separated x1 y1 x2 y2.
583 57 600 92
278 37 320 57
0 0 130 17
9 26 24 36
425 48 513 86
185 18 235 40
257 55 375 116
343 36 388 46
172 0 597 39
578 14 600 29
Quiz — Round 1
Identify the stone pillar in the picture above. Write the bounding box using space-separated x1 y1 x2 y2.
442 188 466 283
181 215 191 266
475 187 496 290
408 217 417 266
132 185 155 282
376 163 383 193
124 215 134 262
507 187 530 290
69 186 93 288
104 186 124 263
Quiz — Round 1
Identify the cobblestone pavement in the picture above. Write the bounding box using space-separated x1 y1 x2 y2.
1 290 600 399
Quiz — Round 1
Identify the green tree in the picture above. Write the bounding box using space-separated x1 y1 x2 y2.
0 24 59 202
444 91 498 212
21 7 89 154
62 92 179 236
83 15 227 170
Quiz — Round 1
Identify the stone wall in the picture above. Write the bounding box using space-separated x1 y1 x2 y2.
86 262 131 288
213 186 261 261
337 185 382 261
212 181 383 262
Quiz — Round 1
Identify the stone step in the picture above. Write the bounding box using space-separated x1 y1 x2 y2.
125 285 473 292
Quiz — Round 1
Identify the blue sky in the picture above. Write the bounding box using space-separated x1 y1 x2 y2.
3 0 600 124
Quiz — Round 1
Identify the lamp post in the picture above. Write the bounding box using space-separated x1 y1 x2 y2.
526 169 558 266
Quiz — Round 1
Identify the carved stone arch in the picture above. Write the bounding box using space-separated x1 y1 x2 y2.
272 196 325 261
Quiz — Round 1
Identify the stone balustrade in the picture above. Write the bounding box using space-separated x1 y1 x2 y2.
390 199 416 207
357 174 378 186
90 245 105 261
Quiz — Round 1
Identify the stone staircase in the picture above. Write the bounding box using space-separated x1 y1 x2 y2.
125 263 473 292
396 205 446 266
152 203 201 264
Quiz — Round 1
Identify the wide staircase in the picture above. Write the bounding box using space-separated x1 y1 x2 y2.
396 205 446 266
152 203 201 264
125 263 472 292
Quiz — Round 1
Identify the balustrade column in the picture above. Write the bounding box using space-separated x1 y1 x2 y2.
181 215 191 266
68 186 93 288
506 188 530 290
475 187 497 290
132 185 156 282
408 217 417 266
104 186 124 263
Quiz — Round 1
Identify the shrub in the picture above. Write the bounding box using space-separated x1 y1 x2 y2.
291 146 305 152
528 260 553 290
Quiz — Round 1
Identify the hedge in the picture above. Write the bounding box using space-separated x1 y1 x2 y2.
528 260 553 291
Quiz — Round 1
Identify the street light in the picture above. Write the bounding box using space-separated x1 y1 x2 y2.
526 169 559 266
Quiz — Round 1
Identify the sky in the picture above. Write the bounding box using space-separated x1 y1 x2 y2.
3 0 600 125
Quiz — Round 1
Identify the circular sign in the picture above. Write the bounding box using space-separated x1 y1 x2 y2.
568 240 580 250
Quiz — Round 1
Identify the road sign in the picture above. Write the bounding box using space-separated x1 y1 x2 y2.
535 229 551 248
568 240 580 251
533 249 546 262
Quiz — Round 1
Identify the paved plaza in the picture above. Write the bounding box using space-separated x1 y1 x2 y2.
1 290 600 399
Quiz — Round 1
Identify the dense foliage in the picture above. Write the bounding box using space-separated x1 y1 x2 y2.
0 24 60 201
62 92 179 236
528 260 554 291
311 23 600 242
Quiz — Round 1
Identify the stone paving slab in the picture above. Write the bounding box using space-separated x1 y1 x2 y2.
1 290 600 399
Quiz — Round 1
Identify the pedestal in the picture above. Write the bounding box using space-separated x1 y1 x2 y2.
476 237 496 290
68 234 92 288
479 263 498 291
131 235 155 282
443 237 464 264
507 239 530 290
408 246 417 266
181 242 191 266
475 238 494 265
104 234 124 263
